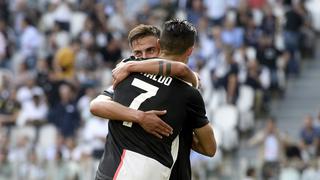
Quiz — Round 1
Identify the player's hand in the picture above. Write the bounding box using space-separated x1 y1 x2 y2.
138 110 173 139
112 62 130 88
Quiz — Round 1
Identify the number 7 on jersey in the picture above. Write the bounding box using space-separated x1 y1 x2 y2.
123 78 159 127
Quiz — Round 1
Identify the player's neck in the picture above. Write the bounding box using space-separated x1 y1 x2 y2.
159 53 187 64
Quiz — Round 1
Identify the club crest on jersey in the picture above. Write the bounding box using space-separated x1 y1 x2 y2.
141 73 173 86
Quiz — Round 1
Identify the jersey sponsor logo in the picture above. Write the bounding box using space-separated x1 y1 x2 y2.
141 73 173 86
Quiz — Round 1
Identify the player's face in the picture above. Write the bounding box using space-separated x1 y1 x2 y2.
131 36 160 58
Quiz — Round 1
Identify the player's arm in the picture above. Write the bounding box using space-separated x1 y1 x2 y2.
187 89 217 157
192 123 216 157
112 59 198 88
90 94 173 138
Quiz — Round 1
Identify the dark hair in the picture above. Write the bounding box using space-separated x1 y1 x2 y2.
160 19 197 55
246 167 256 177
23 16 33 26
128 24 160 47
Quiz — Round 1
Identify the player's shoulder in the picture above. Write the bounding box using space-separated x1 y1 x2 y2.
183 84 202 99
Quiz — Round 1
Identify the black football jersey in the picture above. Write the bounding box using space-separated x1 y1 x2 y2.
96 59 208 180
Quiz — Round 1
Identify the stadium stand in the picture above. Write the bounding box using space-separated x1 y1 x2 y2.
0 0 319 179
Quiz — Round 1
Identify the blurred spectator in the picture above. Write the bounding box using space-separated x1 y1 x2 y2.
107 0 130 34
53 39 80 83
81 116 108 160
151 0 176 22
136 4 152 24
244 13 262 48
79 15 95 49
197 17 214 60
249 117 289 179
75 46 102 87
48 83 80 138
283 2 304 76
100 35 122 68
16 73 45 107
19 16 41 69
0 148 13 180
16 88 48 144
35 58 53 98
299 2 317 59
235 0 251 28
206 25 224 68
256 33 288 93
299 115 319 161
77 86 97 123
52 1 72 32
0 0 9 22
212 46 239 104
204 0 227 25
14 61 32 87
186 0 205 26
0 89 20 134
244 59 271 114
244 166 257 180
78 86 107 159
261 5 277 36
50 21 71 50
221 16 244 49
17 89 48 127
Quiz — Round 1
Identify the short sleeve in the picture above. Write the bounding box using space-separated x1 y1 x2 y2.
102 86 114 98
186 88 209 129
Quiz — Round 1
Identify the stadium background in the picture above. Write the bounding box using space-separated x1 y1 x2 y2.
0 0 320 179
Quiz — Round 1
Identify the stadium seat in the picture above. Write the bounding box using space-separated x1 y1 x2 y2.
237 85 255 111
10 126 36 146
207 88 227 122
237 85 255 132
213 104 238 131
213 105 239 151
38 124 58 150
70 12 87 37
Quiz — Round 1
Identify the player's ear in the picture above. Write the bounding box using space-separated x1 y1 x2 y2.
156 39 161 53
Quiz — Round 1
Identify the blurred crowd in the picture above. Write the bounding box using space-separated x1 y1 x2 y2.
0 0 319 179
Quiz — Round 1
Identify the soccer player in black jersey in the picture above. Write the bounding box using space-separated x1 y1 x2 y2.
92 24 199 138
91 24 207 180
91 20 216 180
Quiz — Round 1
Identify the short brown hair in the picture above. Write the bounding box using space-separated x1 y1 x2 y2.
160 19 197 55
128 24 161 47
